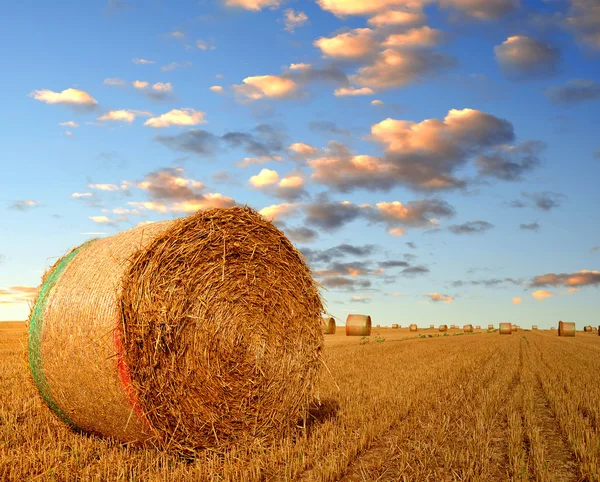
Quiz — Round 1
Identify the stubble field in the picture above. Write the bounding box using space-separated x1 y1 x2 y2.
1 322 599 482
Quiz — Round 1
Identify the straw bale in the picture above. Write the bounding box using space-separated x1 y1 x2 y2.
322 317 336 334
28 206 323 454
551 327 556 330
532 325 538 330
346 314 372 336
409 324 418 332
499 323 512 335
558 320 575 337
475 325 480 330
391 324 399 329
511 324 517 332
488 324 494 330
583 325 592 332
439 325 448 332
463 324 473 332
429 324 434 329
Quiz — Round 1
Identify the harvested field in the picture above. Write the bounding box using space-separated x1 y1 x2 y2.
2 323 600 481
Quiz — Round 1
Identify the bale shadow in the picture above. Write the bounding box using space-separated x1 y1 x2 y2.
301 397 340 432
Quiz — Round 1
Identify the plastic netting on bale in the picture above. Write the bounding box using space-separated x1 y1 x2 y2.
28 206 324 456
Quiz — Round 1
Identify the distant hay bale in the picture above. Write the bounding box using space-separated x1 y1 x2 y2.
532 325 538 330
463 324 473 332
475 325 481 330
346 314 372 336
322 317 336 334
450 324 456 329
511 324 518 332
27 206 323 454
551 327 556 330
409 324 418 332
499 323 512 335
439 325 448 332
376 324 381 328
430 324 434 329
391 323 399 329
488 324 494 330
584 325 592 332
558 320 575 337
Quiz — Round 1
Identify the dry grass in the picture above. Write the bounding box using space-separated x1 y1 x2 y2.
2 323 600 481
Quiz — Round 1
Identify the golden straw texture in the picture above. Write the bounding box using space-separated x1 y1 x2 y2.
499 323 512 335
409 324 417 332
463 324 473 333
584 325 592 332
391 324 399 329
558 320 575 337
439 325 448 332
322 317 336 334
120 206 324 454
345 314 371 336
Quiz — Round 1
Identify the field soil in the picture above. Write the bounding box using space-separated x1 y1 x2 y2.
1 323 599 481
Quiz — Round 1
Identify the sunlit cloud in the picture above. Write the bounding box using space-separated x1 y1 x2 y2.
334 86 374 96
9 200 40 211
426 292 454 303
59 121 79 127
532 289 553 300
89 216 116 225
29 88 98 109
314 28 377 59
144 108 207 128
512 297 522 304
224 0 282 11
494 36 560 80
132 80 149 89
71 192 92 198
233 75 300 101
161 61 192 72
209 85 224 93
196 39 216 50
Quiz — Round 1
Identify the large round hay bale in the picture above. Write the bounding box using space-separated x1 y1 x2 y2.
409 324 418 332
475 325 481 330
346 314 372 336
439 325 448 332
584 325 592 332
463 324 473 332
488 324 494 330
27 206 323 454
499 323 512 335
558 320 575 337
511 324 518 332
391 323 399 329
532 325 538 330
322 316 336 334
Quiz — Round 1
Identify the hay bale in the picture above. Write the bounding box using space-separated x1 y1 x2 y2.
439 325 448 332
322 316 336 334
430 324 434 329
391 323 399 329
27 206 323 454
584 325 592 332
409 324 418 332
488 324 494 330
551 327 556 330
532 325 538 330
511 324 518 332
499 323 512 335
475 325 481 330
558 320 575 337
346 314 372 336
463 324 473 332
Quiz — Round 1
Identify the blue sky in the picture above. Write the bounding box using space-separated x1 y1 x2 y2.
1 0 599 327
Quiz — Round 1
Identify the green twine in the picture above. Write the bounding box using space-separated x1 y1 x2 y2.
28 240 96 430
